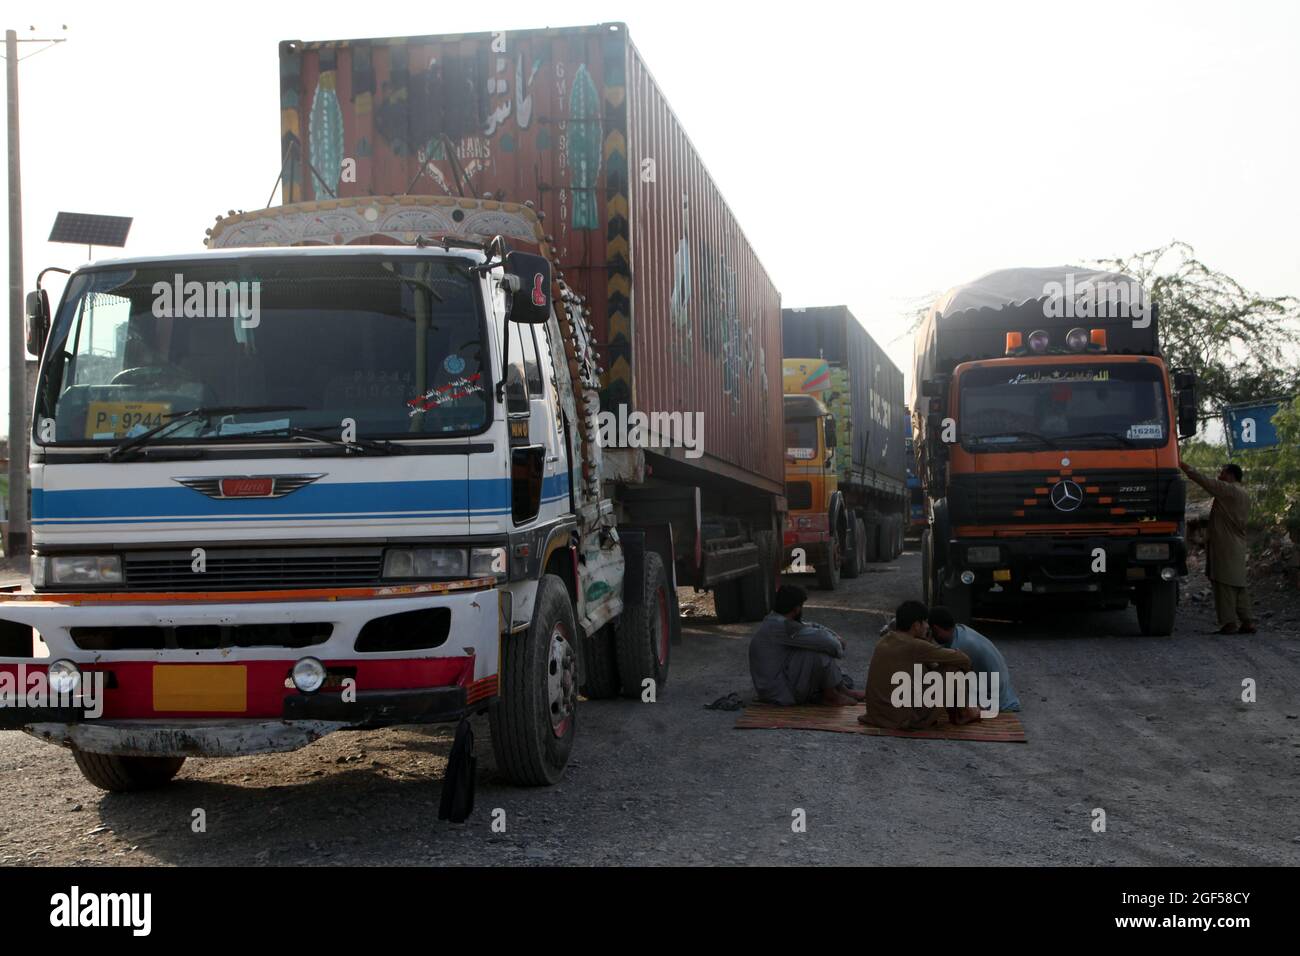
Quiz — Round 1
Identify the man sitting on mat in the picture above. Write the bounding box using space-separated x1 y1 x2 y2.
927 606 1021 713
749 585 863 706
861 600 977 730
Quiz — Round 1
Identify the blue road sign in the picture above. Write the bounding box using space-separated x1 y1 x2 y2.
1223 401 1287 452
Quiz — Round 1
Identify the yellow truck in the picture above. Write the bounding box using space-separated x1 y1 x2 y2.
782 307 908 589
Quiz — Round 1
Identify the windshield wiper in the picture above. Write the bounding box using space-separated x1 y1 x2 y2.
968 431 1059 449
107 405 305 461
1054 431 1139 448
233 423 402 456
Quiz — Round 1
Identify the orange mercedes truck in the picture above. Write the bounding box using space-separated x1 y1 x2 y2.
911 268 1198 635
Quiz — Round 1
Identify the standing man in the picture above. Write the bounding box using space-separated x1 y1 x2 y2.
1180 459 1254 634
749 585 863 706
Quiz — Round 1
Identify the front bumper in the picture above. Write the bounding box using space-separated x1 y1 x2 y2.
22 685 472 757
945 534 1187 598
0 581 503 751
783 530 831 550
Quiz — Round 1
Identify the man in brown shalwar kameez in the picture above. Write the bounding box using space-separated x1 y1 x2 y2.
860 600 978 729
1180 459 1254 634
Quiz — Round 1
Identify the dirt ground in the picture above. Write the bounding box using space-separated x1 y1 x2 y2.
1 547 1297 867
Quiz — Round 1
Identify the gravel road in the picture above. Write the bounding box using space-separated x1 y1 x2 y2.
2 549 1297 867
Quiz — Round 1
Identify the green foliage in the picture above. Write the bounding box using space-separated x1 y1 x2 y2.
1095 242 1300 418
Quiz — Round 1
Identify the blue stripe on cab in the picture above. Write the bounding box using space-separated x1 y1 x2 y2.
31 476 569 525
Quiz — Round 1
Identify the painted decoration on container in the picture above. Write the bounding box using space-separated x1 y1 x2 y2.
309 73 345 198
568 65 602 230
670 193 693 363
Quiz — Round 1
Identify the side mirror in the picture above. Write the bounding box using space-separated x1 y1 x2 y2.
25 289 50 357
1173 368 1197 392
823 415 837 449
920 379 941 398
1177 387 1198 439
503 251 552 325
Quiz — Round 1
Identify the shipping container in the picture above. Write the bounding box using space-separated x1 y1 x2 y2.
277 22 783 496
782 306 907 487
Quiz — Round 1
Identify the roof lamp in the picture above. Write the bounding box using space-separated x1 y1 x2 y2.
1005 331 1023 354
1090 328 1107 350
1027 330 1050 354
1065 327 1090 352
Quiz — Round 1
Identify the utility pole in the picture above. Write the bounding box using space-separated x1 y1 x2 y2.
5 27 65 561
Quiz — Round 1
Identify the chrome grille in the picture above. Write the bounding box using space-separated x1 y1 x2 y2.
950 470 1178 525
123 547 384 590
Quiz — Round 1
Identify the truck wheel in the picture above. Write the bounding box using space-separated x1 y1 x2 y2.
876 521 892 563
1136 580 1177 636
815 539 841 591
490 574 577 786
860 519 878 563
842 518 862 579
713 578 743 623
71 749 186 792
580 625 621 699
616 551 671 696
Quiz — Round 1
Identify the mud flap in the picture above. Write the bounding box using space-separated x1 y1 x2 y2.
438 718 477 823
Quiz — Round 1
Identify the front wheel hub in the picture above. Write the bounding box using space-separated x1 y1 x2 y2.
546 623 577 737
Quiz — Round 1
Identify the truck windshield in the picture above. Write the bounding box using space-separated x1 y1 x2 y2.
35 256 490 445
959 363 1169 451
784 419 820 459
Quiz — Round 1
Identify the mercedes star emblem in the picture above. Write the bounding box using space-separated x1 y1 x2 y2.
1050 479 1084 512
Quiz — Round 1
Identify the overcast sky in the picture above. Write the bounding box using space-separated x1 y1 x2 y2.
2 0 1298 431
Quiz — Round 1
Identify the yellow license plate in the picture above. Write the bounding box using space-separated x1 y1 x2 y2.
152 665 247 713
85 401 172 439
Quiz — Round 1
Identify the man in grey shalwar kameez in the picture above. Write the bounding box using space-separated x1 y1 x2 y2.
749 585 862 706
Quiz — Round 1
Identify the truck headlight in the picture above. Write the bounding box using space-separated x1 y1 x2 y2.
291 657 327 693
1135 543 1170 561
39 555 123 587
470 547 508 579
48 659 81 695
965 546 1001 565
382 548 469 579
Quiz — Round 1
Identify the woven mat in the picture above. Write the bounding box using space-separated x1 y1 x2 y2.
735 702 1027 743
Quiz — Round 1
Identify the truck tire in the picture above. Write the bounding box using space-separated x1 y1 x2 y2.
815 539 841 591
616 551 672 696
713 578 743 623
489 574 577 786
71 750 185 792
876 521 891 563
740 533 776 619
580 625 621 700
1136 580 1177 636
842 517 862 579
861 519 879 564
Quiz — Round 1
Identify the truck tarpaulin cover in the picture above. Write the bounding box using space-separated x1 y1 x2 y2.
910 266 1157 409
782 306 907 486
277 23 783 491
